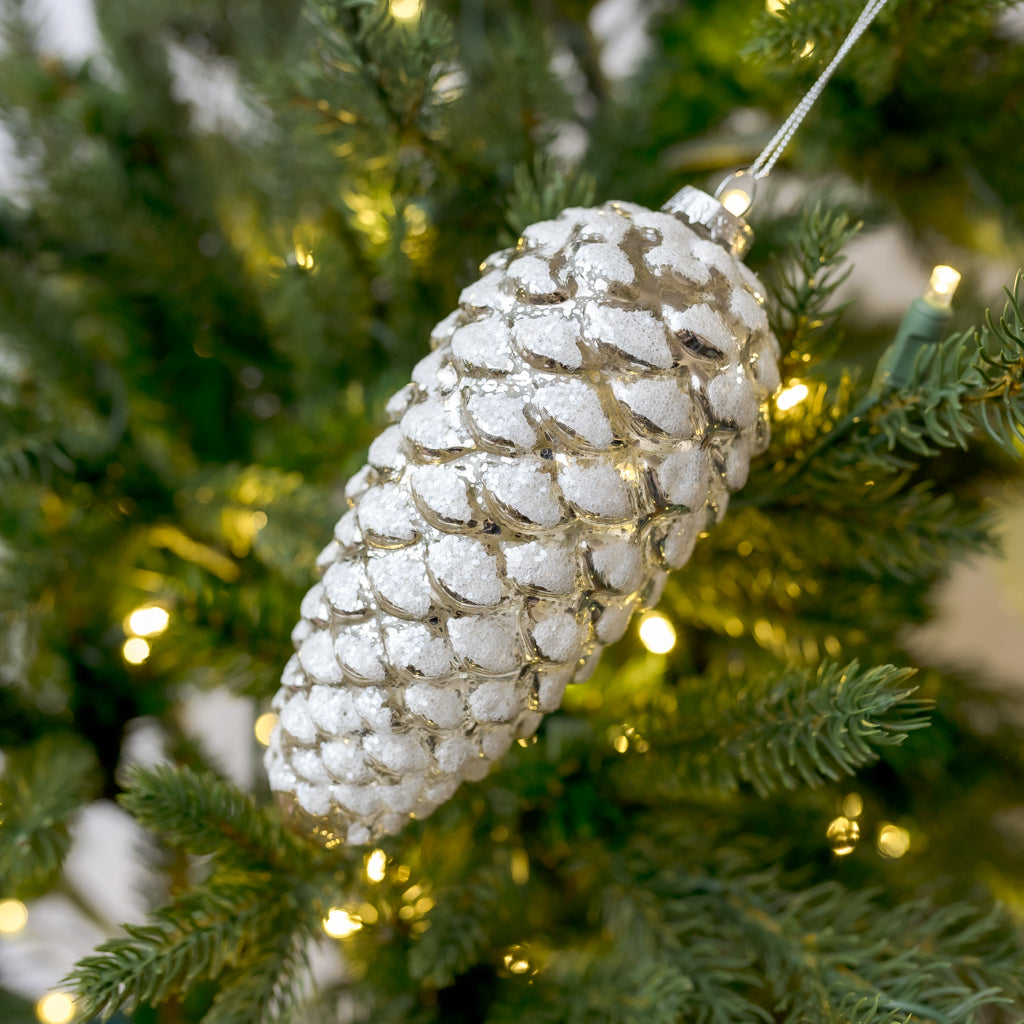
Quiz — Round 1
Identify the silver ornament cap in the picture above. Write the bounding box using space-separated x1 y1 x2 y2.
661 185 754 259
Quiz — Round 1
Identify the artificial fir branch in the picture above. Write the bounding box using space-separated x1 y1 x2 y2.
117 764 313 873
67 881 280 1021
616 661 928 799
0 734 100 897
765 203 862 372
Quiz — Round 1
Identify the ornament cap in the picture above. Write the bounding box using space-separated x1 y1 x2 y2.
661 186 754 259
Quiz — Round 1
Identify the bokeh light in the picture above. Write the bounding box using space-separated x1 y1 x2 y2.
35 993 76 1024
0 898 28 934
322 908 362 939
639 614 676 654
122 637 151 665
776 382 809 411
126 605 170 637
254 712 278 746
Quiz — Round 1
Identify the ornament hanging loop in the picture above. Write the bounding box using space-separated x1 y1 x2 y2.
713 0 891 215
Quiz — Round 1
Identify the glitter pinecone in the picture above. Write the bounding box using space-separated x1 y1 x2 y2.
266 188 781 846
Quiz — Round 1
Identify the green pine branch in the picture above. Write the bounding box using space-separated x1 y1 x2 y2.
618 661 928 799
67 880 286 1021
201 936 309 1024
117 764 315 874
0 734 100 897
503 155 597 242
765 203 862 372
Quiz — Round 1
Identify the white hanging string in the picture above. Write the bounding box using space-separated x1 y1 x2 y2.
716 0 892 213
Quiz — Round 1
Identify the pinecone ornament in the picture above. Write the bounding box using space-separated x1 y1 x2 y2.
266 187 781 847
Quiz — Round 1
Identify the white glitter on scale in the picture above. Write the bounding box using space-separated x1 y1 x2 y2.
299 630 343 685
707 370 759 430
307 684 362 735
503 540 576 594
656 445 713 509
520 216 576 255
558 460 631 520
322 741 373 785
535 379 614 449
485 461 563 527
665 303 738 360
450 317 515 373
512 312 583 370
357 483 420 542
611 378 692 437
368 425 407 472
400 398 471 453
588 538 642 592
278 692 318 745
333 622 386 682
368 548 432 618
467 389 538 449
383 618 452 678
429 535 503 606
447 612 518 672
467 679 520 722
411 464 474 523
584 301 674 369
404 682 465 729
507 255 563 297
532 613 582 662
322 560 370 617
572 241 636 286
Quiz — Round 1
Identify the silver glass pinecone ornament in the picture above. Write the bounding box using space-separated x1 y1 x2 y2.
266 187 781 847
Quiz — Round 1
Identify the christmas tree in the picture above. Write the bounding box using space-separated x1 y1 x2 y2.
2 0 1024 1021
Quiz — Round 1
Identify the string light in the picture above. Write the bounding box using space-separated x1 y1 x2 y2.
293 243 315 270
826 815 860 855
923 264 961 310
502 944 536 976
638 613 676 654
720 187 753 218
775 381 809 411
35 993 76 1024
0 898 28 934
842 793 864 818
389 0 422 20
365 849 387 883
765 0 790 12
877 823 911 859
122 637 151 665
254 713 278 746
126 604 170 637
322 908 362 939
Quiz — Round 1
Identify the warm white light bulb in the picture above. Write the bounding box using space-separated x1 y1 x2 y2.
122 637 151 665
366 849 387 883
923 265 961 310
127 604 170 637
639 614 676 654
775 382 810 411
254 712 278 746
322 908 362 939
389 0 422 21
877 823 911 859
0 898 28 934
720 188 753 218
36 993 76 1024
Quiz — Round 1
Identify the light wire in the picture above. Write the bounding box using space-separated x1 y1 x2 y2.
717 0 892 209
